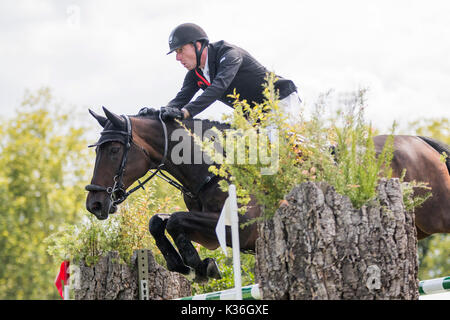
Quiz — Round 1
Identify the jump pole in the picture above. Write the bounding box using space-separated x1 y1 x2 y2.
175 277 450 300
419 276 450 295
176 284 261 300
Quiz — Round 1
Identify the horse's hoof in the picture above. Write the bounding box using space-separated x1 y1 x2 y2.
191 258 222 283
205 258 222 280
193 275 208 284
184 267 196 282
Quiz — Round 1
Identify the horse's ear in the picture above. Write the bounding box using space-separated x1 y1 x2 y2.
89 109 107 127
102 106 124 128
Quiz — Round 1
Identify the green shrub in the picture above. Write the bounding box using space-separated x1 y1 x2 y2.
189 73 404 220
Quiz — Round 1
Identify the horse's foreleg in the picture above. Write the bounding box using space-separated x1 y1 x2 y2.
166 211 222 282
148 214 193 277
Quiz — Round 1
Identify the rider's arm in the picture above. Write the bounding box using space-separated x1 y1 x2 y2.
166 71 199 110
183 49 243 118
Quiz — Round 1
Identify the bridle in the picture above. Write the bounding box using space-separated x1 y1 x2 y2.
85 112 211 206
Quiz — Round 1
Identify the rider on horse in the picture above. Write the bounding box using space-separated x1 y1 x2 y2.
139 23 302 122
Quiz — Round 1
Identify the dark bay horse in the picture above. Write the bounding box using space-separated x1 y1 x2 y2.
85 107 450 282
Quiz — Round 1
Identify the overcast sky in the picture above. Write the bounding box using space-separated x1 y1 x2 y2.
1 0 449 135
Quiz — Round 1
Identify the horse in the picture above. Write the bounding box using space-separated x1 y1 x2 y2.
85 107 450 282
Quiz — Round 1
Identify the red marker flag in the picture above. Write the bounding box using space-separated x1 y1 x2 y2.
55 261 70 299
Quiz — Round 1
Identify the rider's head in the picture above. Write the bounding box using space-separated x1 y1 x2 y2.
167 23 209 71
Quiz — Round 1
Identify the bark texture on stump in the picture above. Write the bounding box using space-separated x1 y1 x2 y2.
74 250 191 300
255 179 419 300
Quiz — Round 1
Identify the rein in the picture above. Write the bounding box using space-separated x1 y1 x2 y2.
85 112 202 206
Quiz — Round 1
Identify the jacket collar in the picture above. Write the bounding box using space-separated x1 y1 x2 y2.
207 43 216 80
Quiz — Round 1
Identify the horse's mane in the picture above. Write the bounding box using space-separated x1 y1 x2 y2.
133 108 231 133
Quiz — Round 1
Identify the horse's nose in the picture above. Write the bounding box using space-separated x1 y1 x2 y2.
86 194 109 220
86 192 119 220
86 199 107 220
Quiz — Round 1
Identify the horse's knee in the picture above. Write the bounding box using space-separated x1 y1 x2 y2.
149 214 170 237
166 212 185 235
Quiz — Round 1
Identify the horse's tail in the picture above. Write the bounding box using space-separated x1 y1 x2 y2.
418 136 450 174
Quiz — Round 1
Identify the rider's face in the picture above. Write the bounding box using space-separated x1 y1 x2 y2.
175 43 197 71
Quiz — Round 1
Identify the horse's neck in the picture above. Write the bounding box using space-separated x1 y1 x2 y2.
139 118 213 192
171 122 210 189
163 162 211 192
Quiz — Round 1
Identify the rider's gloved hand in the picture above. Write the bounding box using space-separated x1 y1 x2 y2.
138 107 152 116
160 107 185 121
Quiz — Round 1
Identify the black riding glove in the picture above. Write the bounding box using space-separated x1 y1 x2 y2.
160 107 184 121
138 107 152 116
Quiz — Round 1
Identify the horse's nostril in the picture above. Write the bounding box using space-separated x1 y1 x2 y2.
89 201 102 213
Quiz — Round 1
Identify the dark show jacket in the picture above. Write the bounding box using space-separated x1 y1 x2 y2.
167 40 297 117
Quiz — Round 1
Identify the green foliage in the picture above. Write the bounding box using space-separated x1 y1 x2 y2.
399 171 432 214
418 234 450 280
294 88 396 209
408 118 450 144
220 74 302 218
191 74 402 221
0 87 90 299
186 73 305 219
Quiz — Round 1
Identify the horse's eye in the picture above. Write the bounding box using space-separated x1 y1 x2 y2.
111 147 120 154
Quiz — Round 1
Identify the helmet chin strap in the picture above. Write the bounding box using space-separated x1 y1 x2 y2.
194 40 209 70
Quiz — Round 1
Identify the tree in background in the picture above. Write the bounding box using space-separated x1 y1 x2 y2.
419 234 450 280
408 118 449 144
0 87 90 299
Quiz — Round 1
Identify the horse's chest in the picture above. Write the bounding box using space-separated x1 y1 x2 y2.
185 182 228 213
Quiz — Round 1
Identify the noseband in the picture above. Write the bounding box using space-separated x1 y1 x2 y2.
85 112 197 206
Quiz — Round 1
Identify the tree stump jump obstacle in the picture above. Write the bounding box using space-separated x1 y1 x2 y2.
255 179 420 300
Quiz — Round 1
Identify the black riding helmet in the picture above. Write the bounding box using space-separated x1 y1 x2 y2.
167 23 209 69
